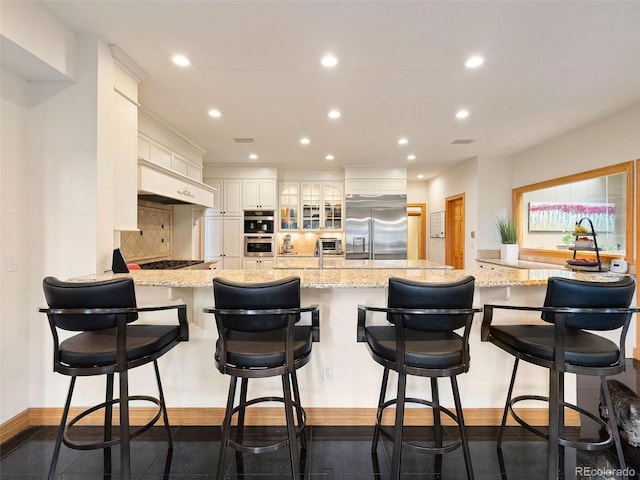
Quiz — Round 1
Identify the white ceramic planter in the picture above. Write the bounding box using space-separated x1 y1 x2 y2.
501 244 519 261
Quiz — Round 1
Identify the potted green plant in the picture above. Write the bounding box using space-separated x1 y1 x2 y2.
496 216 518 261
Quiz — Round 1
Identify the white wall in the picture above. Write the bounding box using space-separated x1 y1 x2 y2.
0 67 32 423
425 157 478 267
1 1 133 424
511 102 640 188
476 154 513 250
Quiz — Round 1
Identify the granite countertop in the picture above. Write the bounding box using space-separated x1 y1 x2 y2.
274 258 454 270
477 258 563 270
71 267 626 289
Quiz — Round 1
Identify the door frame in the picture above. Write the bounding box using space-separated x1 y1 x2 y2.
407 203 426 259
445 194 465 268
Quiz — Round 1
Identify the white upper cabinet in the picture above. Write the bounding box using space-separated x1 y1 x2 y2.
243 179 276 210
224 180 243 215
279 181 343 231
205 178 243 216
344 179 406 194
343 167 407 195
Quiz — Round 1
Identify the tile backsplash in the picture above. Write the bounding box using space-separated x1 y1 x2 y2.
121 201 173 262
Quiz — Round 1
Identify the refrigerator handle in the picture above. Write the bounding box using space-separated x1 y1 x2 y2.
369 219 374 260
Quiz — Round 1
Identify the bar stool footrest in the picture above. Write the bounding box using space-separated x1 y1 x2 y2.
227 395 307 455
62 395 163 450
376 397 463 455
509 394 614 451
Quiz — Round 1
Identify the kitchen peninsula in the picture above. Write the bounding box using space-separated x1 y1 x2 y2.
69 265 630 428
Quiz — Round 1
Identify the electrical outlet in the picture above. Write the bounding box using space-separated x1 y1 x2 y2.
322 364 333 381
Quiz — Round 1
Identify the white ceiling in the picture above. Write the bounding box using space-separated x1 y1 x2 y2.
39 1 640 180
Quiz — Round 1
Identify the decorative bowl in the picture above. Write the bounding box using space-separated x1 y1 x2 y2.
573 240 594 248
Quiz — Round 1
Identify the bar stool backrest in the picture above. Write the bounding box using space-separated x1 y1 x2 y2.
43 276 138 331
213 276 301 332
387 276 475 331
541 276 635 330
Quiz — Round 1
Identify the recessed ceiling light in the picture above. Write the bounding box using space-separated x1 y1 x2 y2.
171 54 191 67
417 174 424 179
249 153 258 160
328 109 341 119
325 154 334 161
321 54 338 68
300 137 310 145
465 55 484 69
398 138 409 145
208 109 221 118
456 109 470 119
407 154 416 161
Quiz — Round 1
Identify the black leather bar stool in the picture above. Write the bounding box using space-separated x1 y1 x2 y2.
204 276 319 480
357 276 480 480
40 276 189 480
481 276 638 480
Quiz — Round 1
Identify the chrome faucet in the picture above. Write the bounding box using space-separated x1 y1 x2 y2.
316 238 324 268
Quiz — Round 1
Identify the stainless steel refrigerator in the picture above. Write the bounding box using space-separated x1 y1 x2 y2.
345 194 407 260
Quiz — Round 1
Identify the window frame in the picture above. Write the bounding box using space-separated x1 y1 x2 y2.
513 161 634 265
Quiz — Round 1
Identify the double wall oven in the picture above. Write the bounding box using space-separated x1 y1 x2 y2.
244 210 275 257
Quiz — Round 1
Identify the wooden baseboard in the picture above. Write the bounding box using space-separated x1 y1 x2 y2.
1 406 579 443
0 410 31 444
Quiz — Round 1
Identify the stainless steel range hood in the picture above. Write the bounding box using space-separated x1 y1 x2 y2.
137 159 215 208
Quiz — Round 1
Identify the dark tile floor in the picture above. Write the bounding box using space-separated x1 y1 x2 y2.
2 360 640 479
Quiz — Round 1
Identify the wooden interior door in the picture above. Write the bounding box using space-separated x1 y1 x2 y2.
407 203 426 260
445 194 465 269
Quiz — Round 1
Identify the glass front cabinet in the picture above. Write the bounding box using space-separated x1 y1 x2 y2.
279 182 342 231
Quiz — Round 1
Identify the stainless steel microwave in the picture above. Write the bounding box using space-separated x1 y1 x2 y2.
314 237 343 255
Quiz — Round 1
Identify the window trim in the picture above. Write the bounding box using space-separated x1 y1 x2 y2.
513 161 634 265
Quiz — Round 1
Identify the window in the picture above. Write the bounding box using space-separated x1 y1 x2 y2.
513 161 633 263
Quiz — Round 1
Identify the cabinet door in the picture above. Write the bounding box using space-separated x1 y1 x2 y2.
323 183 343 231
223 180 243 216
260 258 275 269
204 214 222 261
243 179 276 210
279 183 299 230
301 183 322 230
223 216 243 257
243 180 260 209
206 180 222 214
258 179 276 209
243 258 259 270
223 256 242 269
